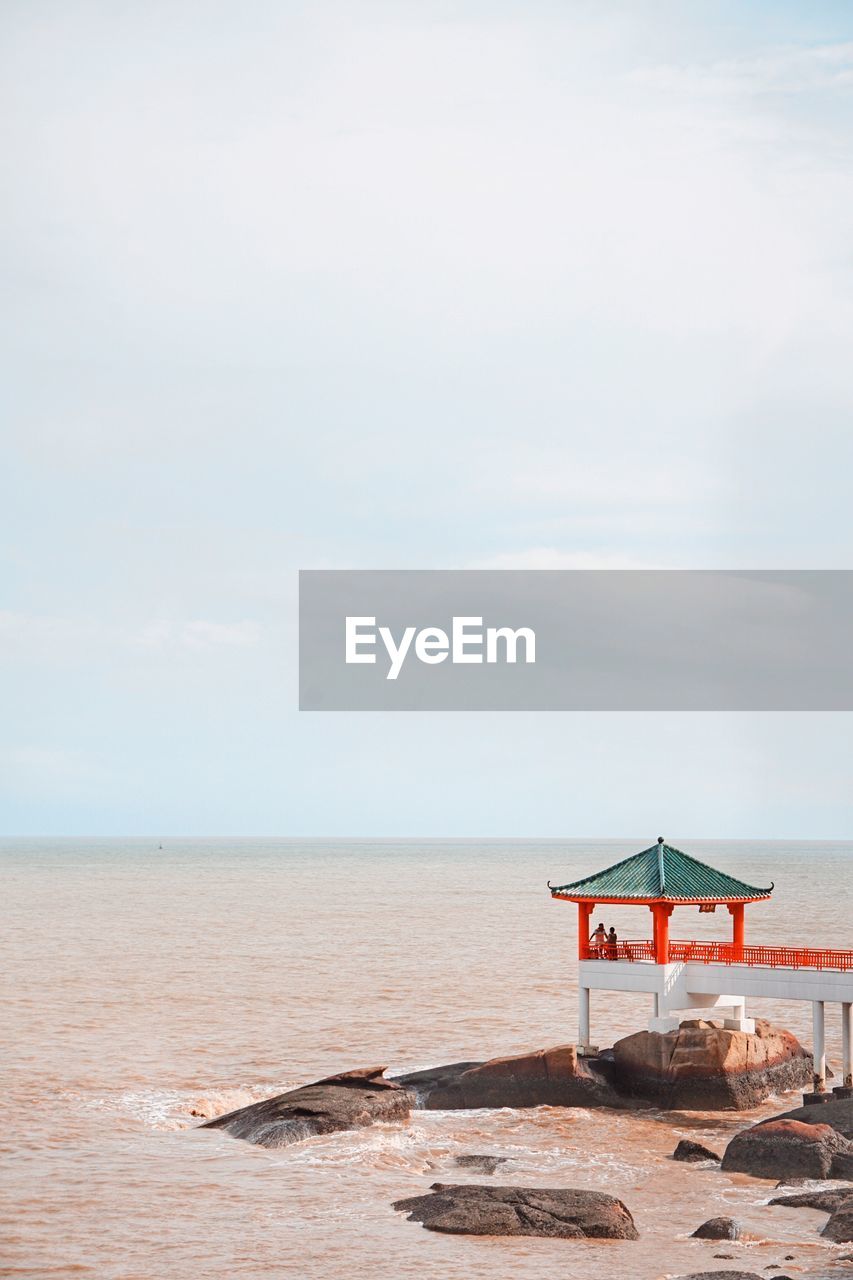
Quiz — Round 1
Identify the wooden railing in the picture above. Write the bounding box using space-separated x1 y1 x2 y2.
583 939 853 971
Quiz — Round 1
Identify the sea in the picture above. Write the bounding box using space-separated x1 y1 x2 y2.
2 838 851 1279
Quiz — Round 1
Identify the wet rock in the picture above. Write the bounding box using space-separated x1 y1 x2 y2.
395 1061 481 1105
673 1272 764 1279
773 1096 853 1140
453 1154 509 1174
392 1182 639 1238
722 1118 853 1181
612 1019 813 1111
200 1066 411 1148
769 1188 853 1213
674 1139 722 1162
823 1204 853 1243
397 1045 624 1110
692 1217 741 1240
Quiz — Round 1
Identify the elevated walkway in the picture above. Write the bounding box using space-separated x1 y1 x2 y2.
577 939 853 1095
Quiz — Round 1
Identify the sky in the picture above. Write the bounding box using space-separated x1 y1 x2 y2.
2 0 853 836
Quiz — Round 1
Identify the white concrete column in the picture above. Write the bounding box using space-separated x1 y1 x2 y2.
812 1000 826 1092
843 1002 852 1089
579 986 590 1049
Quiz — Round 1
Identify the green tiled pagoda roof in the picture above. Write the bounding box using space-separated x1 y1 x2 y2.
549 841 773 902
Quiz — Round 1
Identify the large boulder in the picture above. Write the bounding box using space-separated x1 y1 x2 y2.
200 1066 411 1148
767 1095 853 1141
721 1118 853 1181
397 1045 623 1110
392 1182 638 1238
611 1019 812 1110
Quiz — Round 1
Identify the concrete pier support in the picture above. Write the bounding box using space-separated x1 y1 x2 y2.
579 986 590 1050
843 1002 852 1090
812 1000 827 1093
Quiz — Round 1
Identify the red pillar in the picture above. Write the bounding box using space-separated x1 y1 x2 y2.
652 903 672 964
578 902 594 959
729 902 745 960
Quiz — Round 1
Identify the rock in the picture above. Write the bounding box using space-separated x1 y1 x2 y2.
200 1066 411 1148
392 1182 639 1239
394 1061 482 1105
453 1154 509 1174
769 1188 853 1213
721 1118 853 1181
691 1217 742 1240
772 1096 853 1140
674 1139 722 1162
823 1205 853 1243
612 1019 813 1110
397 1022 814 1113
673 1272 764 1279
397 1045 624 1110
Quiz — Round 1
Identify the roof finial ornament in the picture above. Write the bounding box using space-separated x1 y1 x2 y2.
657 835 664 845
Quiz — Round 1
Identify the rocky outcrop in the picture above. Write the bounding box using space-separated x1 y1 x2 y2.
673 1139 722 1162
392 1183 638 1238
200 1066 411 1148
398 1022 813 1114
611 1019 812 1110
721 1118 853 1181
691 1216 741 1240
397 1045 624 1111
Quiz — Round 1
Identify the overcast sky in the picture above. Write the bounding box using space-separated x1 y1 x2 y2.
3 0 853 836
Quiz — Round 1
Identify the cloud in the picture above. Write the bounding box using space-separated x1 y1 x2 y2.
629 42 853 98
171 620 261 650
468 549 664 570
0 745 118 799
0 611 262 657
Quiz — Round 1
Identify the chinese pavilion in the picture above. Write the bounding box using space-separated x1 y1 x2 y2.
549 837 853 1101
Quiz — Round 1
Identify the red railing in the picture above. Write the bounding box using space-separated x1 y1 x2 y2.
585 939 655 962
669 940 853 971
584 938 853 971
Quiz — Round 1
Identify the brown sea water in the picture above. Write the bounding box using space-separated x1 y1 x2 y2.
2 837 851 1279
